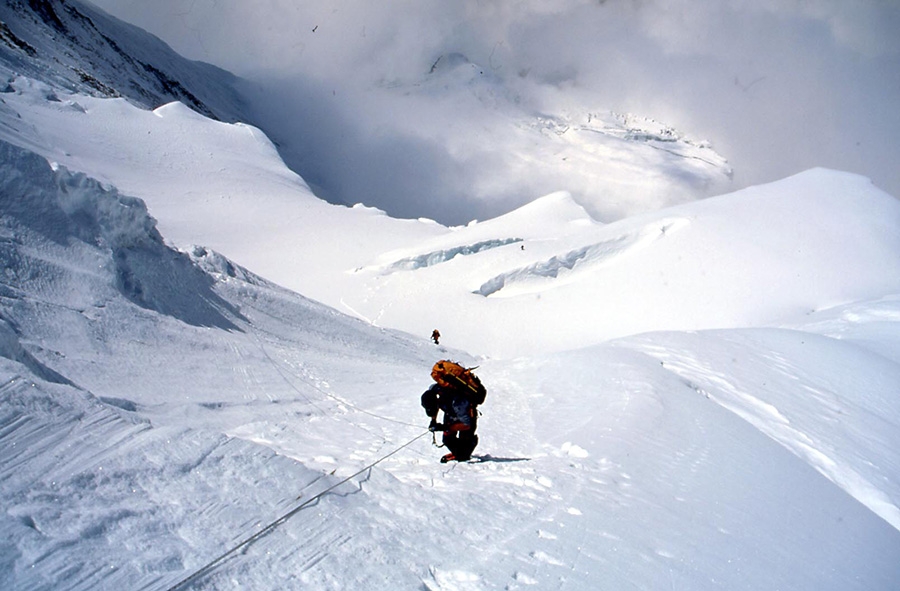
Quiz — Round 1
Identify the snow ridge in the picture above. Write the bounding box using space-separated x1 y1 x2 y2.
0 140 242 329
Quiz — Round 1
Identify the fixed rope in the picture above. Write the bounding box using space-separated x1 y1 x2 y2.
164 429 430 591
251 329 422 428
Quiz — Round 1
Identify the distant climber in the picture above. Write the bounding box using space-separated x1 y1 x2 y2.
431 329 441 345
421 360 487 463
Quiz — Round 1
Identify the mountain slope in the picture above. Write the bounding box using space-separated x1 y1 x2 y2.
2 77 899 358
0 0 245 122
1 133 898 590
0 139 443 589
0 5 898 590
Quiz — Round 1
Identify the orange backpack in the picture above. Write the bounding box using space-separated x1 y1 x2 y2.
431 360 487 405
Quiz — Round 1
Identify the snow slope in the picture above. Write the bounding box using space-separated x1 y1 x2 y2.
0 0 245 121
0 139 442 589
1 138 898 591
0 7 898 591
2 78 899 357
0 96 900 590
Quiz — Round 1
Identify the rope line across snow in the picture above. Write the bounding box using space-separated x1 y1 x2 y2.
164 429 430 591
251 329 422 428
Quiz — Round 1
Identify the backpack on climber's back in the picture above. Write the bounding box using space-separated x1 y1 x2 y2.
431 360 487 406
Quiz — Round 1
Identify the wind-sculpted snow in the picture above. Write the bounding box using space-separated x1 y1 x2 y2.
0 316 71 385
371 238 522 274
0 27 898 588
0 141 243 329
0 365 335 591
0 139 161 251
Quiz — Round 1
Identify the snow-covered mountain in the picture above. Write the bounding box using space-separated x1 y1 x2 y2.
4 75 896 358
0 0 244 121
1 3 899 591
1 0 736 225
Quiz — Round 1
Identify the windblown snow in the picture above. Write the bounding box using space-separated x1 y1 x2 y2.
1 3 899 591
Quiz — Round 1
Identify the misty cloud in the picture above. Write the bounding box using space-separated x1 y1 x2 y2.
88 0 900 223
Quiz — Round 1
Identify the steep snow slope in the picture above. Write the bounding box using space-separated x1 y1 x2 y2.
0 10 898 589
2 140 898 591
0 0 245 121
2 79 899 357
0 139 441 589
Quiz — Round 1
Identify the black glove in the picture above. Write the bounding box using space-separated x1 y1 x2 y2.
429 419 445 432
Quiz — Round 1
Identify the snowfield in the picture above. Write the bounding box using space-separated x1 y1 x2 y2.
3 78 898 358
1 5 899 591
1 86 898 591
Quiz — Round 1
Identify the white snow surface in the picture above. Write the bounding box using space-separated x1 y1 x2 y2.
1 76 900 591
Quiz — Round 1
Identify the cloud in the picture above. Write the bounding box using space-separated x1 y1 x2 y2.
88 0 900 222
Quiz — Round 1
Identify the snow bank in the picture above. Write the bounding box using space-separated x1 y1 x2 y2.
0 140 247 329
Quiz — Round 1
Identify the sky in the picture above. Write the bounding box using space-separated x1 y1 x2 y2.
85 0 900 223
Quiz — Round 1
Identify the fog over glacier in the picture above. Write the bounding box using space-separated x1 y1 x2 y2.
88 0 900 223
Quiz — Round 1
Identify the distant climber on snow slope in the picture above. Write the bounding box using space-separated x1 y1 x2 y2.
431 329 441 345
421 360 487 463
